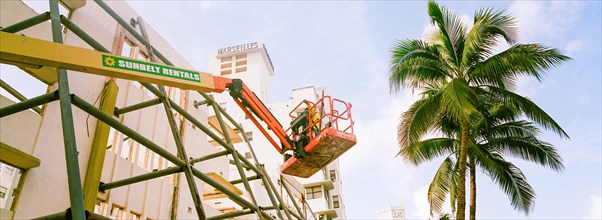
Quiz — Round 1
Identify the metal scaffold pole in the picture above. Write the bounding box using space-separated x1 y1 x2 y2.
280 176 306 219
48 0 86 218
136 17 206 220
197 92 289 218
209 96 263 219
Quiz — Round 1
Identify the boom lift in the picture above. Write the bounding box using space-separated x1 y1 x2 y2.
0 31 356 178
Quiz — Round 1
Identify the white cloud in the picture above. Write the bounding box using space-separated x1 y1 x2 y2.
340 93 420 193
508 1 584 41
584 194 602 219
565 39 586 57
408 184 453 220
410 185 432 219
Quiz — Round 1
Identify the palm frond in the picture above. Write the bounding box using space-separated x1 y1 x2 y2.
389 39 449 92
449 157 459 213
487 102 520 123
470 146 536 214
398 93 443 148
428 157 455 216
483 86 570 138
427 0 467 69
462 7 517 67
390 57 449 91
400 138 458 165
481 120 539 140
470 44 570 88
440 79 482 123
483 136 564 171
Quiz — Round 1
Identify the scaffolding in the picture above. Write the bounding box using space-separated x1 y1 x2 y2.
0 0 315 219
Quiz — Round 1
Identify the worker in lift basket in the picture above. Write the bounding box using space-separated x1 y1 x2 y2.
309 105 320 137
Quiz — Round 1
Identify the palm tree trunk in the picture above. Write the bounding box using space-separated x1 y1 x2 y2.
456 119 469 220
470 156 476 220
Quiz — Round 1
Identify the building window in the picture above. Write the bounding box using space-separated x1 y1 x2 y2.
136 50 148 61
152 153 162 171
245 131 253 141
121 39 133 57
329 170 336 182
106 128 116 151
94 200 108 216
333 195 340 208
220 56 233 75
120 137 134 161
110 204 125 220
136 145 152 171
0 186 6 199
220 54 248 75
221 56 232 62
117 37 157 92
235 66 247 73
318 214 327 220
305 186 322 200
130 212 141 220
234 54 247 74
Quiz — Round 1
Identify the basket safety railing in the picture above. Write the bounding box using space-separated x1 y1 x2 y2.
286 96 354 141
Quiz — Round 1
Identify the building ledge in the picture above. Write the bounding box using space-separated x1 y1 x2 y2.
202 172 243 200
303 180 334 190
0 141 40 169
314 209 337 219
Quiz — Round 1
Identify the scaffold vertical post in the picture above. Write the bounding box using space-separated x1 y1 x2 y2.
280 175 306 219
210 98 262 219
237 124 287 219
260 164 293 219
136 17 206 219
199 92 288 219
49 0 86 218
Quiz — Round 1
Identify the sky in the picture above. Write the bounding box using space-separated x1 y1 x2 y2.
2 0 601 219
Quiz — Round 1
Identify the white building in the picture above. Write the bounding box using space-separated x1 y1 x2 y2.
209 43 348 219
0 163 21 211
377 206 406 219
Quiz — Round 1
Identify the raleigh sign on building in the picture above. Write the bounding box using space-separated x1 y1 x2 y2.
218 42 259 55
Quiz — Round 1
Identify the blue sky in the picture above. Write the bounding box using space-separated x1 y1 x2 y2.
3 1 600 219
128 1 602 219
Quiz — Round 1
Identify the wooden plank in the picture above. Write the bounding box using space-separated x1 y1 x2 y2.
202 172 243 200
0 142 40 169
207 115 243 146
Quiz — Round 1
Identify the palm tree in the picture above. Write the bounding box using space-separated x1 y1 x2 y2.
389 1 569 219
400 95 564 219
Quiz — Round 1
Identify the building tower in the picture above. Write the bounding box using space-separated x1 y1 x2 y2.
208 43 347 219
377 206 406 219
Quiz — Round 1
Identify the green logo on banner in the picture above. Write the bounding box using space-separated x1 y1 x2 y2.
102 55 200 83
